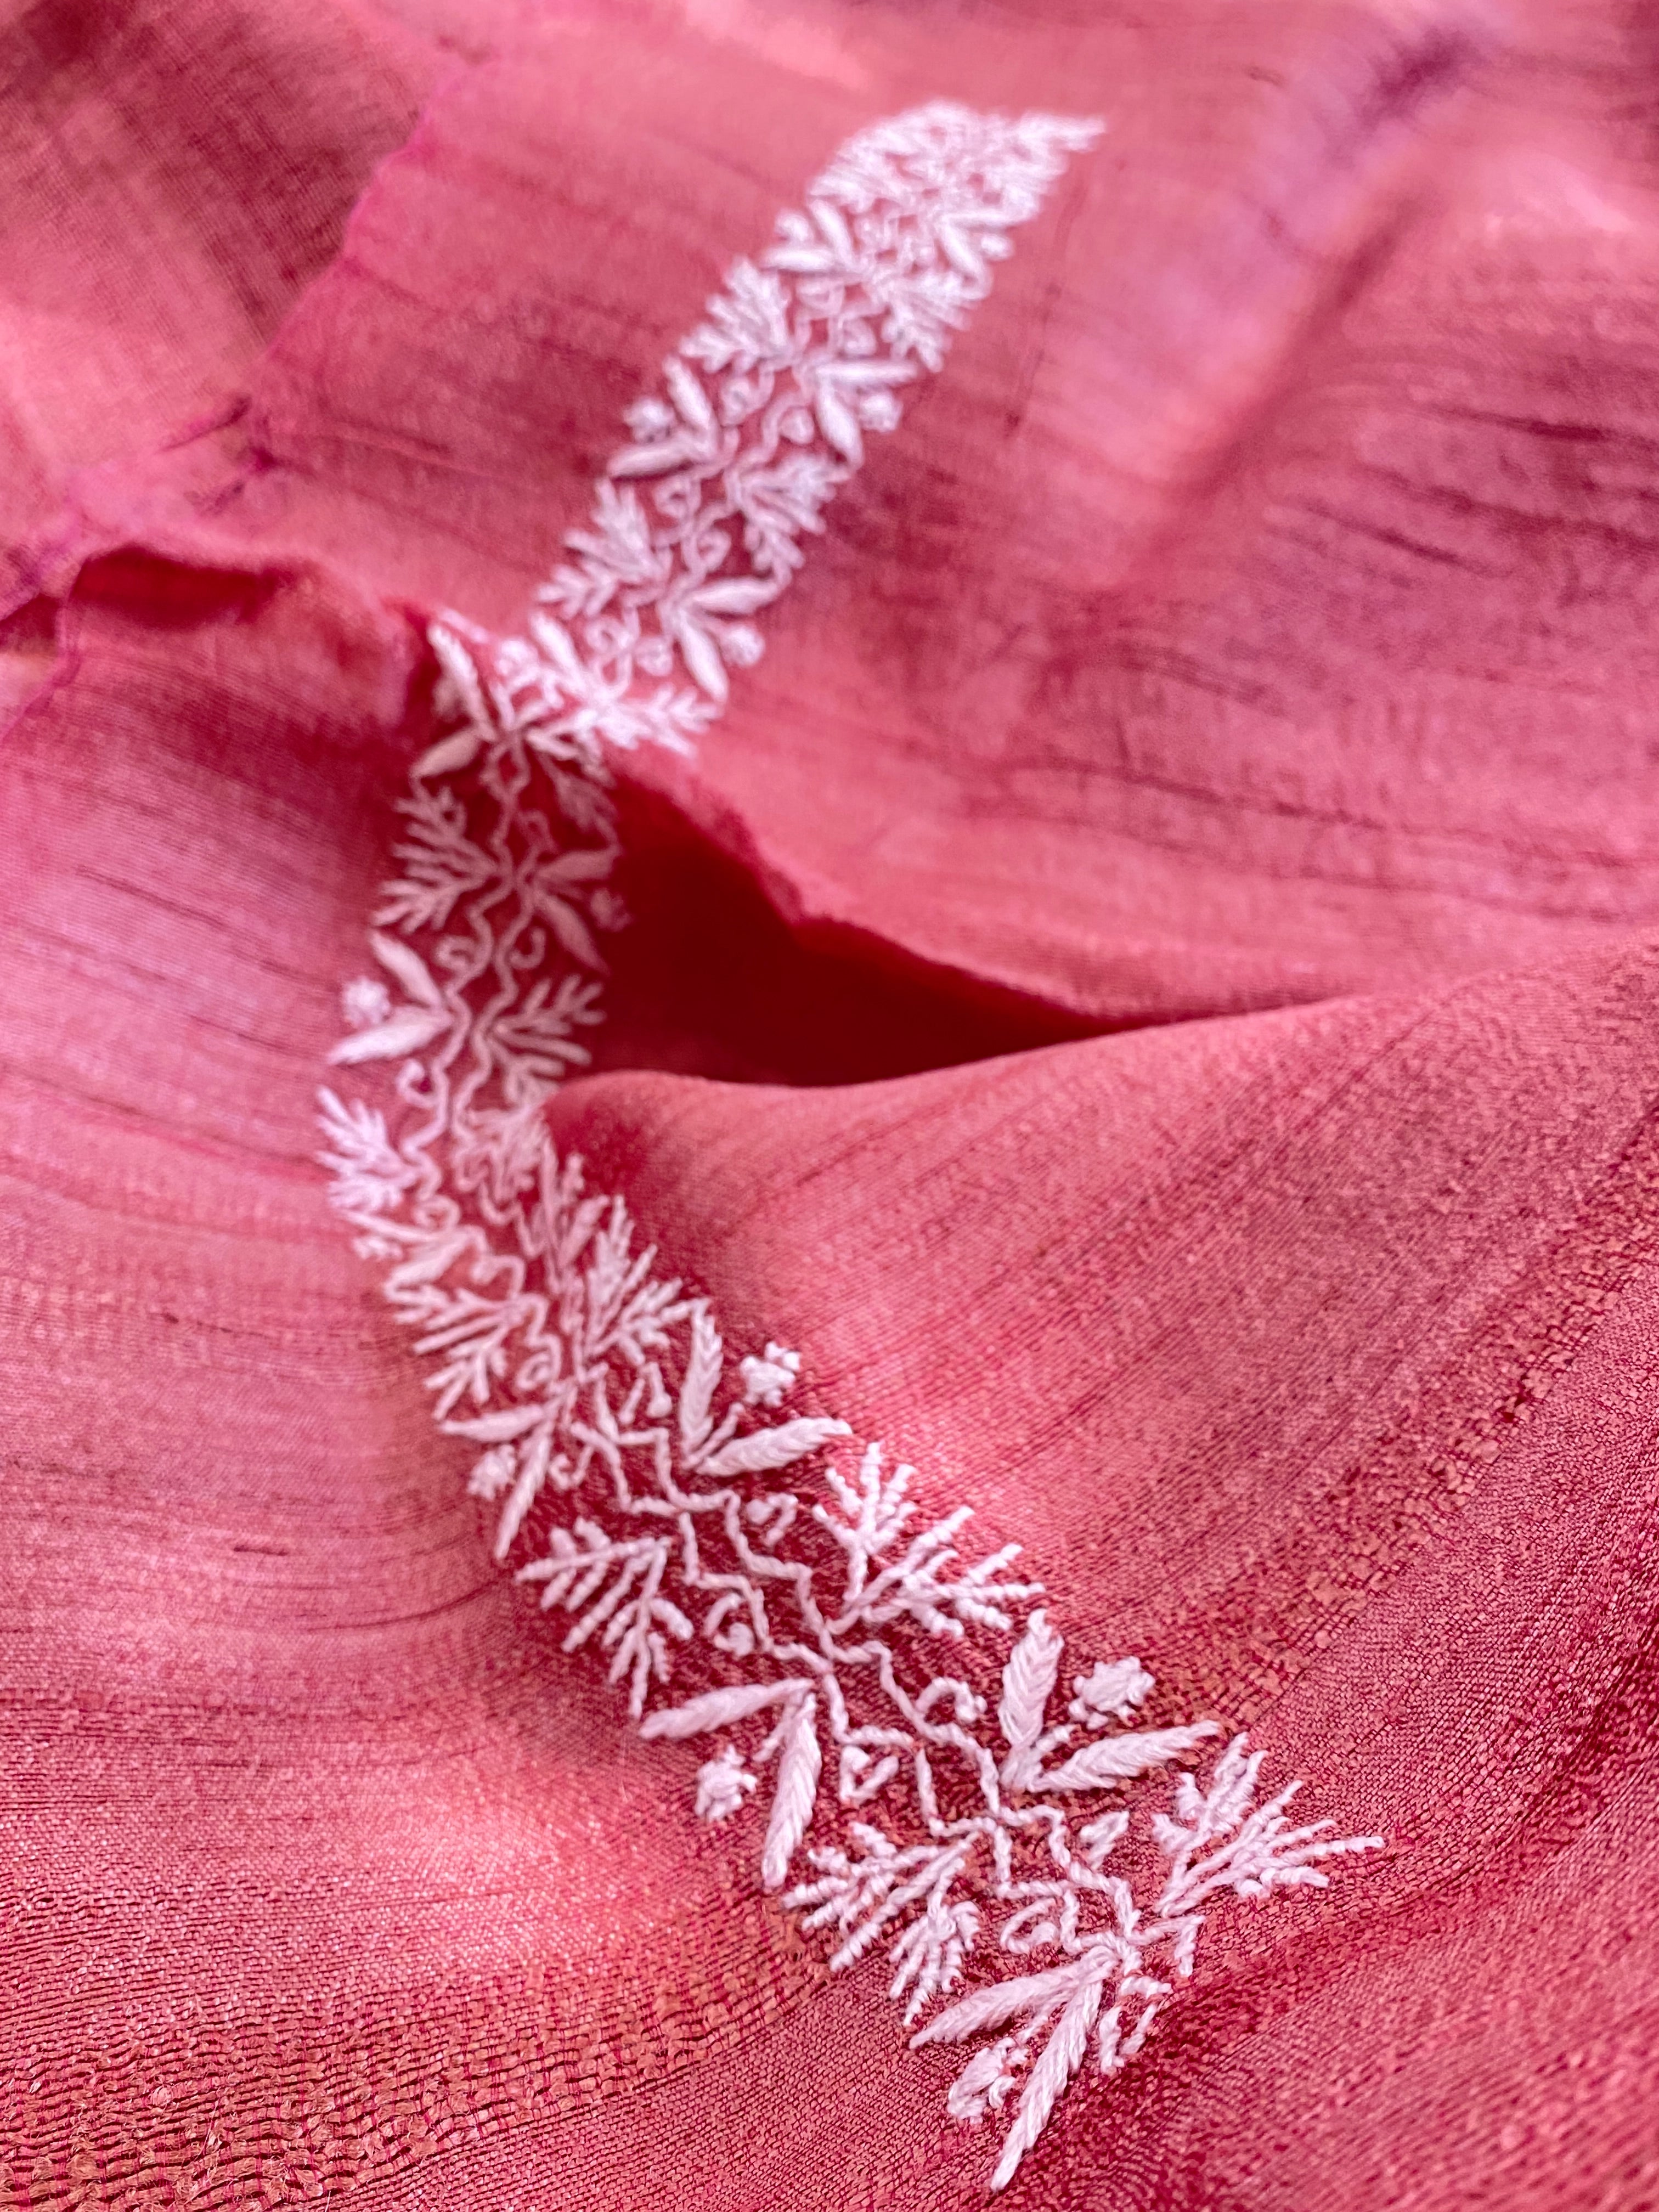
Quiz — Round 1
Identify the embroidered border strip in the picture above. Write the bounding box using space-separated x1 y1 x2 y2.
320 100 1379 2193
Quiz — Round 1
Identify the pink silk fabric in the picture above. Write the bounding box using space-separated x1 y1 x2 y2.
7 2 1659 2205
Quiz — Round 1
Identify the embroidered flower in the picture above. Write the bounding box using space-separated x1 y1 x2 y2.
695 1746 757 1822
588 887 630 935
623 394 676 443
946 2035 1025 2125
341 975 391 1031
466 1445 518 1502
1069 1658 1155 1729
740 1342 802 1407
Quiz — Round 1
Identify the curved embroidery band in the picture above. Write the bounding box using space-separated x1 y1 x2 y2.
320 103 1380 2194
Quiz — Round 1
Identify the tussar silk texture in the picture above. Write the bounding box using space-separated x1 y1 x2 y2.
4 3 1659 2210
8 570 1659 2203
22 0 1659 1023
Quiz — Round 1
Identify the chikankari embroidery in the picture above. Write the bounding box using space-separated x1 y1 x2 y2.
320 101 1380 2193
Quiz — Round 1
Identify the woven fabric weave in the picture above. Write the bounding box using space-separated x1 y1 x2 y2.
6 3 1659 2206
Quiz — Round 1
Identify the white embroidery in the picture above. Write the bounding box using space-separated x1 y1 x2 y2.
472 100 1102 759
320 103 1381 2192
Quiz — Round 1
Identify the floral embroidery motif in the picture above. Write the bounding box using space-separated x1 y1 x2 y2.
320 103 1380 2193
460 100 1104 760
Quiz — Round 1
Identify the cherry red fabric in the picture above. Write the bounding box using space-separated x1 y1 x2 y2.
5 2 1659 2208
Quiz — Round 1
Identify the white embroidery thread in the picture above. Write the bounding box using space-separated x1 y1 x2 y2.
448 100 1103 761
320 103 1380 2192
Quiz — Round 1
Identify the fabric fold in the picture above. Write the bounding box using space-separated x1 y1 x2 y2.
9 4 1659 2205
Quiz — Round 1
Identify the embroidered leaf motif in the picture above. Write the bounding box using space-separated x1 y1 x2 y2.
816 1446 1041 1640
410 727 483 781
890 1893 981 2024
684 577 779 618
640 1679 812 1741
678 1305 723 1460
912 1962 1082 2049
443 1405 548 1444
668 608 729 703
316 1090 415 1218
428 619 494 732
788 1829 962 1972
374 785 500 934
761 1693 822 1891
386 1229 476 1290
490 1418 560 1561
369 930 444 1007
987 1955 1113 2193
665 356 716 437
518 1523 693 1717
328 1004 450 1064
700 1418 849 1477
998 1610 1064 1792
537 890 607 975
1040 1724 1218 1794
